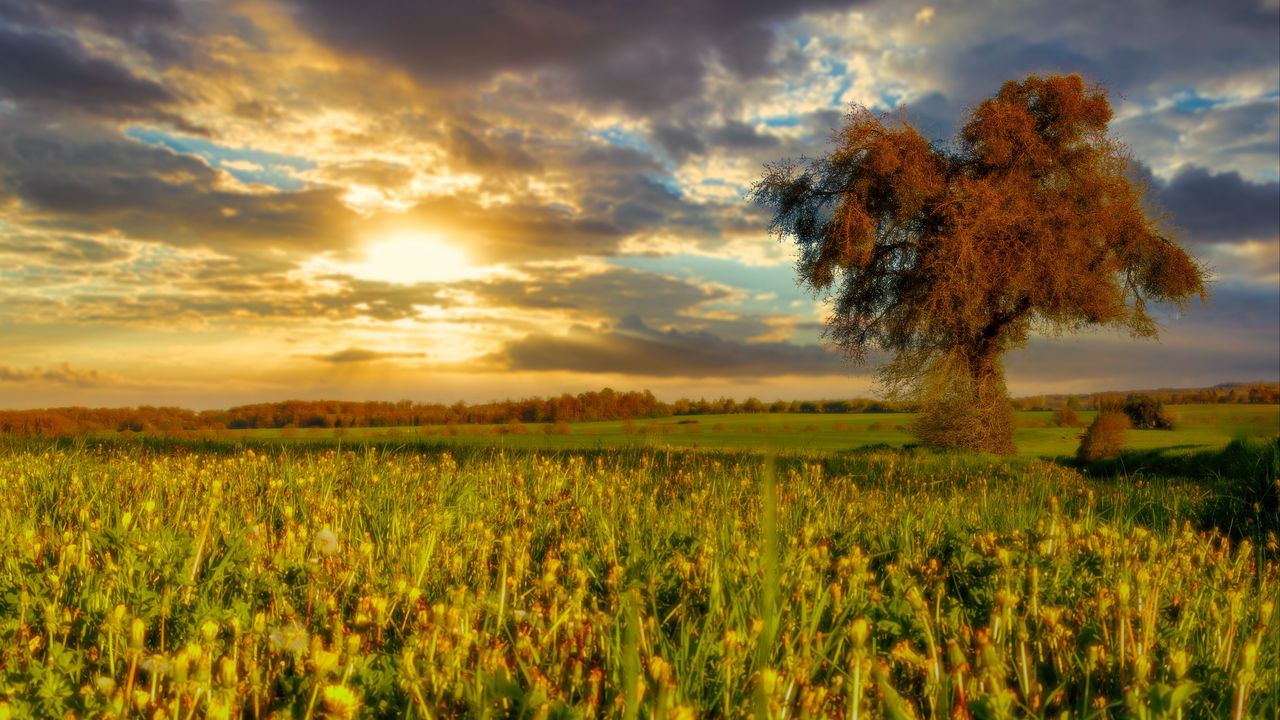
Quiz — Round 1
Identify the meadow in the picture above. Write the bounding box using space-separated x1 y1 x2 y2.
0 408 1277 718
0 399 1274 712
236 404 1280 459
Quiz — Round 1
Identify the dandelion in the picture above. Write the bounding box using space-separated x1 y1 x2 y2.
129 617 146 650
269 621 310 654
321 684 360 718
200 619 219 643
314 528 339 556
139 655 171 678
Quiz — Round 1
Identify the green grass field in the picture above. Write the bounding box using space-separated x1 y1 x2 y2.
235 404 1280 458
0 408 1276 717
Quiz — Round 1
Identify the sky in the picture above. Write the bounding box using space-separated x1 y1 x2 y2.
0 0 1277 409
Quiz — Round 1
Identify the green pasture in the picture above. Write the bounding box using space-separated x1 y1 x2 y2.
234 403 1279 457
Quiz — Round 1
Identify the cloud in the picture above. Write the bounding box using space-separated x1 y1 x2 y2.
0 0 1274 405
289 0 865 112
1154 165 1280 245
311 348 425 363
1007 285 1280 390
0 362 136 388
2 0 183 37
494 315 842 377
0 234 133 265
0 24 182 123
0 117 358 260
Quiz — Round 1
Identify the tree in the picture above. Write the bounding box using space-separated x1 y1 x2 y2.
753 74 1207 454
1077 410 1130 462
1121 394 1175 429
1052 405 1080 428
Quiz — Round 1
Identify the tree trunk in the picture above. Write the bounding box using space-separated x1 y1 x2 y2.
965 345 1016 455
912 344 1016 455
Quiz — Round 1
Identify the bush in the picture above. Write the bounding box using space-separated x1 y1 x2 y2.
543 421 572 436
1077 410 1130 462
1052 406 1080 427
1122 394 1175 429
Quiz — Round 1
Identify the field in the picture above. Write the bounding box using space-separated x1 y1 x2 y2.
0 409 1277 718
233 404 1280 458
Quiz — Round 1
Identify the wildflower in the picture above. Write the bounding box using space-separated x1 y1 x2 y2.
649 656 669 683
759 668 780 695
850 617 870 649
269 621 310 654
321 684 360 718
130 617 146 650
206 696 231 720
1241 641 1258 672
140 655 171 678
314 528 339 556
200 619 219 643
312 645 340 675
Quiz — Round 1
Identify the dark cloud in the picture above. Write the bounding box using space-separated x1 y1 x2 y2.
1008 285 1280 388
1 0 182 35
1155 165 1280 245
708 120 781 151
651 122 707 163
464 266 729 323
290 0 862 112
0 118 357 258
43 272 452 326
495 315 841 377
312 348 425 363
405 171 724 262
406 196 626 262
904 1 1278 106
0 24 180 121
0 362 131 388
649 119 781 163
446 126 541 173
0 234 131 264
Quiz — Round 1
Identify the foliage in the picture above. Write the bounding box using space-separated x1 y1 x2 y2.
0 443 1275 717
3 382 1276 440
754 74 1207 455
1052 405 1080 427
1121 394 1177 430
1085 437 1279 549
1078 411 1131 462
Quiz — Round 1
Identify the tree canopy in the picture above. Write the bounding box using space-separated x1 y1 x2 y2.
753 74 1207 454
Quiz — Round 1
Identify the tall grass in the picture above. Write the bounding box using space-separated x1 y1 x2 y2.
0 441 1274 717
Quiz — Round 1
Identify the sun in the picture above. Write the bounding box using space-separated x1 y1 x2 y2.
349 230 476 284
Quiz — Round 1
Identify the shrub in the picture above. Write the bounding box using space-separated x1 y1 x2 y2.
1077 410 1130 462
1052 406 1080 427
542 421 572 436
1122 394 1175 429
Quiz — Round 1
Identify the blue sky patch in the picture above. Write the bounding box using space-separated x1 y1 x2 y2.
126 128 315 191
1170 91 1228 113
611 253 811 318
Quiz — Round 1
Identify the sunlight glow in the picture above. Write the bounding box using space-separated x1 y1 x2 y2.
350 230 476 284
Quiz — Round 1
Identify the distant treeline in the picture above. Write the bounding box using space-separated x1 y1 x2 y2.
1 382 1276 437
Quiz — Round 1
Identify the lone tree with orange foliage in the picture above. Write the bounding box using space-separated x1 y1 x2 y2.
754 74 1207 454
